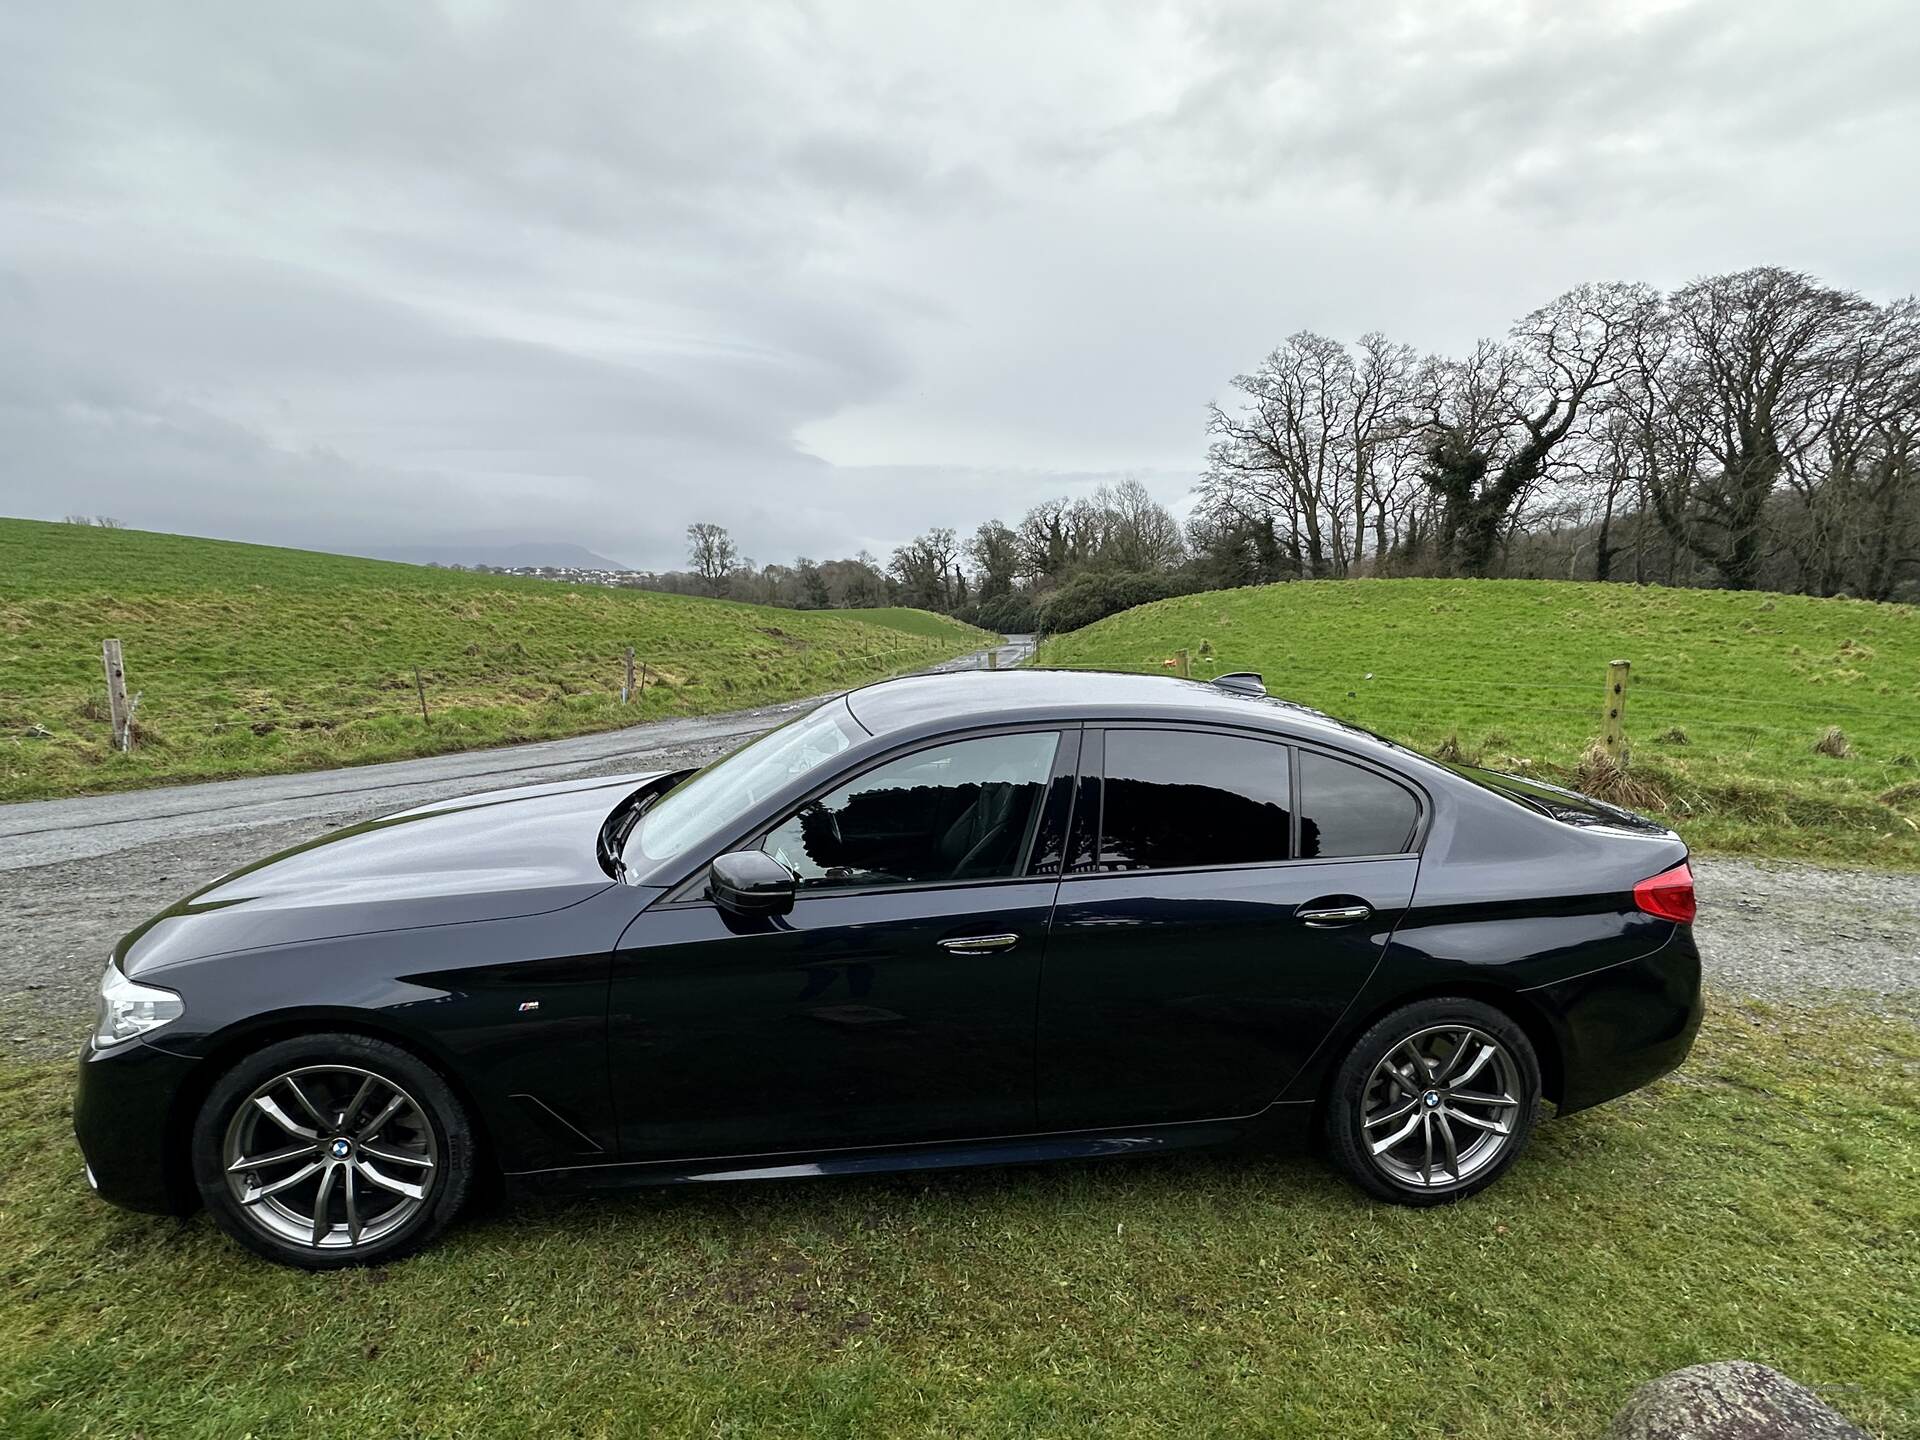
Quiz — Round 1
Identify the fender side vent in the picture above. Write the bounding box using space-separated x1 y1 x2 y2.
508 1093 606 1156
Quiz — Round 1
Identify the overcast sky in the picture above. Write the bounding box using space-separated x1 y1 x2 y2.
3 0 1917 570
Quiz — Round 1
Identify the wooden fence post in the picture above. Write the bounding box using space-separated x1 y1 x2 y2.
1176 648 1191 678
988 646 998 670
101 638 132 752
1603 659 1630 762
414 667 430 724
636 661 649 708
622 646 636 704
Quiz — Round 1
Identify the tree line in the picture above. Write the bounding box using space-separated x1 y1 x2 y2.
641 485 1187 634
639 266 1919 633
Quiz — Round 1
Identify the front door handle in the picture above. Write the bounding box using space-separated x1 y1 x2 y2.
1297 902 1373 928
938 933 1020 954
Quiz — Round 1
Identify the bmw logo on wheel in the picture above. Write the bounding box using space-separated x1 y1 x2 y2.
329 1138 351 1159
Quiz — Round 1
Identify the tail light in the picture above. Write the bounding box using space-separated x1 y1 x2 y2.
1633 860 1696 924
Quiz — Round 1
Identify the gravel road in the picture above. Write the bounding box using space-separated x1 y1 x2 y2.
5 633 1913 1060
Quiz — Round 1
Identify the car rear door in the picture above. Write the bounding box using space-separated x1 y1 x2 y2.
1035 726 1420 1131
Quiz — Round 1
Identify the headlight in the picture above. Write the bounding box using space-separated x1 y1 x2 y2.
93 962 184 1048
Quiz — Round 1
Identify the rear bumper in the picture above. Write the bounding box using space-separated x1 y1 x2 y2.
1526 927 1704 1114
73 1037 202 1215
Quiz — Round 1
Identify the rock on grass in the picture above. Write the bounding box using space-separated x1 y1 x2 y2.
1605 1361 1868 1439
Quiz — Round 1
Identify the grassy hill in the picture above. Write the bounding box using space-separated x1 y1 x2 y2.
1035 579 1920 867
0 520 982 802
846 606 998 645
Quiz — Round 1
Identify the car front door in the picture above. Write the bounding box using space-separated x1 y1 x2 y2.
1036 726 1421 1131
608 728 1076 1162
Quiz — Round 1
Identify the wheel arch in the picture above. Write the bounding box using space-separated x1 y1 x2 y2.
1309 978 1567 1123
165 1009 501 1213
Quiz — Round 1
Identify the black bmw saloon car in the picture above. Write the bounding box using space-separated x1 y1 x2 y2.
76 669 1702 1268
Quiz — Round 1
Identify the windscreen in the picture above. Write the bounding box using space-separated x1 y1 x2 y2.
627 700 863 865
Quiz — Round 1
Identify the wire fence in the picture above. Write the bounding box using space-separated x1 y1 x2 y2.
1023 653 1913 758
150 635 966 744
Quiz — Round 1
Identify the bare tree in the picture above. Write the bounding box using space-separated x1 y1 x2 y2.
1015 497 1090 582
1095 479 1185 572
889 526 961 610
1580 412 1640 582
823 551 888 607
1346 332 1418 568
1641 268 1872 590
1419 282 1656 577
794 556 831 609
1201 331 1358 578
1781 296 1920 596
967 520 1022 600
685 522 738 597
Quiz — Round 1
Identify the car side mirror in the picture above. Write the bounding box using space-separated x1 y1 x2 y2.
708 851 797 917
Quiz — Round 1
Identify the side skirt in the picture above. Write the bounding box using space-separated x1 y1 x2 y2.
506 1103 1315 1196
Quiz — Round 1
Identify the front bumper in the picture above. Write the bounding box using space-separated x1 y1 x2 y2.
73 1036 203 1215
1527 926 1704 1114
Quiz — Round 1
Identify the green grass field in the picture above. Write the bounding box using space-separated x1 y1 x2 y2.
0 999 1912 1438
1035 580 1920 867
845 607 1001 645
0 520 989 803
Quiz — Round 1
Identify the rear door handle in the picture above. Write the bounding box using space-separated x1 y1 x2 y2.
1297 902 1373 928
938 933 1020 954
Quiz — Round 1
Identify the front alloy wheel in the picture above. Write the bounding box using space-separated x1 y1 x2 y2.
222 1065 438 1250
194 1034 472 1268
1327 998 1540 1205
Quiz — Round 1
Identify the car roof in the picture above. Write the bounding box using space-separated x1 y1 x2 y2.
845 667 1401 757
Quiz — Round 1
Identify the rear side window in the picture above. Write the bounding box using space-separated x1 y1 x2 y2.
1099 730 1291 871
1298 751 1418 858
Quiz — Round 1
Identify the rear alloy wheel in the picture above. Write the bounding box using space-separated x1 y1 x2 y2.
193 1034 473 1268
1326 998 1540 1205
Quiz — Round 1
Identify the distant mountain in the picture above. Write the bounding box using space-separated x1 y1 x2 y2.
348 542 639 572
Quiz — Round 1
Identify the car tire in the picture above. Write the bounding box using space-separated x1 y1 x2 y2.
192 1032 474 1269
1325 997 1540 1206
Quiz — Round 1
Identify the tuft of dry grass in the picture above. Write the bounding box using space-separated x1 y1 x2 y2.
1814 725 1853 759
1571 742 1671 813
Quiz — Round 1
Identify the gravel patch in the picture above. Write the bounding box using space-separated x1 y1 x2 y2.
1690 856 1920 1007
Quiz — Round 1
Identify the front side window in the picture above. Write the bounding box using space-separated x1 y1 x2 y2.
762 731 1060 889
1099 729 1292 871
1298 751 1419 857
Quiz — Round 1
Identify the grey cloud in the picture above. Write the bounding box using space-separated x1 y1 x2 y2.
1125 0 1920 214
2 0 1915 575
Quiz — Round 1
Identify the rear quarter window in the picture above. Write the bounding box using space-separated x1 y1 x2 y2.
1298 751 1419 857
